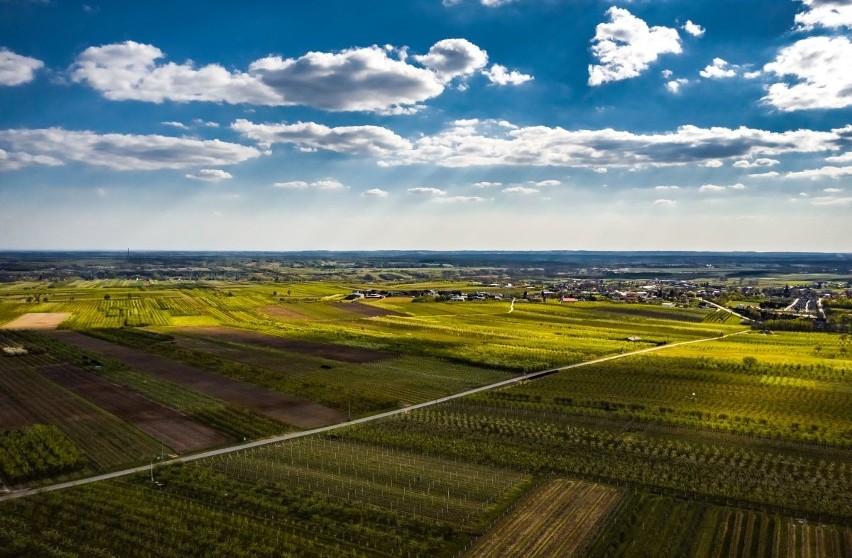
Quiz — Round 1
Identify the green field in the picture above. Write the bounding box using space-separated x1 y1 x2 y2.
1 278 850 556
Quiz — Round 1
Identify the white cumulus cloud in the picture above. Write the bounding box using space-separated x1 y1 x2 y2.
503 186 539 194
274 179 345 190
0 127 261 171
763 36 852 111
408 187 446 196
826 151 852 163
682 20 705 37
733 158 779 168
0 48 44 86
483 63 533 85
699 58 737 79
665 78 689 93
71 38 510 113
186 169 233 182
654 198 677 206
413 38 488 83
699 183 746 193
362 188 389 197
783 165 852 180
795 0 852 30
588 7 682 86
231 119 411 156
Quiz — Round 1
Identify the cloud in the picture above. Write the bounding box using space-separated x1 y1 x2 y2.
385 121 845 168
251 45 445 111
782 165 852 179
682 20 705 37
0 128 261 171
826 151 852 163
413 38 488 83
0 48 44 86
162 121 189 130
654 185 680 190
483 63 533 85
823 187 844 193
434 195 486 203
588 7 682 86
231 119 411 156
763 36 852 111
362 188 389 197
274 179 345 190
473 181 502 188
234 118 848 170
503 186 539 194
699 183 745 192
699 58 737 79
654 198 677 206
534 179 561 187
665 78 689 93
408 187 446 195
750 171 781 178
703 159 724 168
794 0 852 30
733 158 779 168
0 148 63 171
70 41 281 104
71 38 507 113
186 169 233 182
810 196 852 206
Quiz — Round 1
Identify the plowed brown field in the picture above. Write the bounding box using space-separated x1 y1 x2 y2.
48 331 345 429
39 363 231 453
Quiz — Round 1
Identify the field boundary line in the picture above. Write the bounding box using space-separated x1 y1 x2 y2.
0 329 749 503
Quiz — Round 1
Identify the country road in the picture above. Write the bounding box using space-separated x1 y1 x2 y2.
0 329 748 503
699 298 751 322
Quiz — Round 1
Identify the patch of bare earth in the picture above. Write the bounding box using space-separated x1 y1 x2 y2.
259 305 316 321
1 313 72 330
469 479 622 558
176 326 394 363
47 330 345 429
333 302 404 318
39 363 231 453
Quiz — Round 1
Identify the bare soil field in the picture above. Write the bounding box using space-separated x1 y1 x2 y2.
1 313 72 330
469 479 622 558
175 326 394 363
47 331 345 429
0 389 38 430
39 363 231 453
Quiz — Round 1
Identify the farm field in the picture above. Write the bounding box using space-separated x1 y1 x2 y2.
47 330 346 429
587 492 852 557
492 330 852 445
39 363 230 453
0 312 71 330
339 398 852 519
0 276 850 556
468 478 622 557
0 437 534 557
0 337 164 473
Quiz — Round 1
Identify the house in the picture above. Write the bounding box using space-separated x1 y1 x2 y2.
560 297 579 303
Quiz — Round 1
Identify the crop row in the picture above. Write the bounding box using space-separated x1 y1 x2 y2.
337 402 852 519
0 364 163 470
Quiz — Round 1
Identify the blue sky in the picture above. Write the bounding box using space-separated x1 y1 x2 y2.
1 0 850 251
